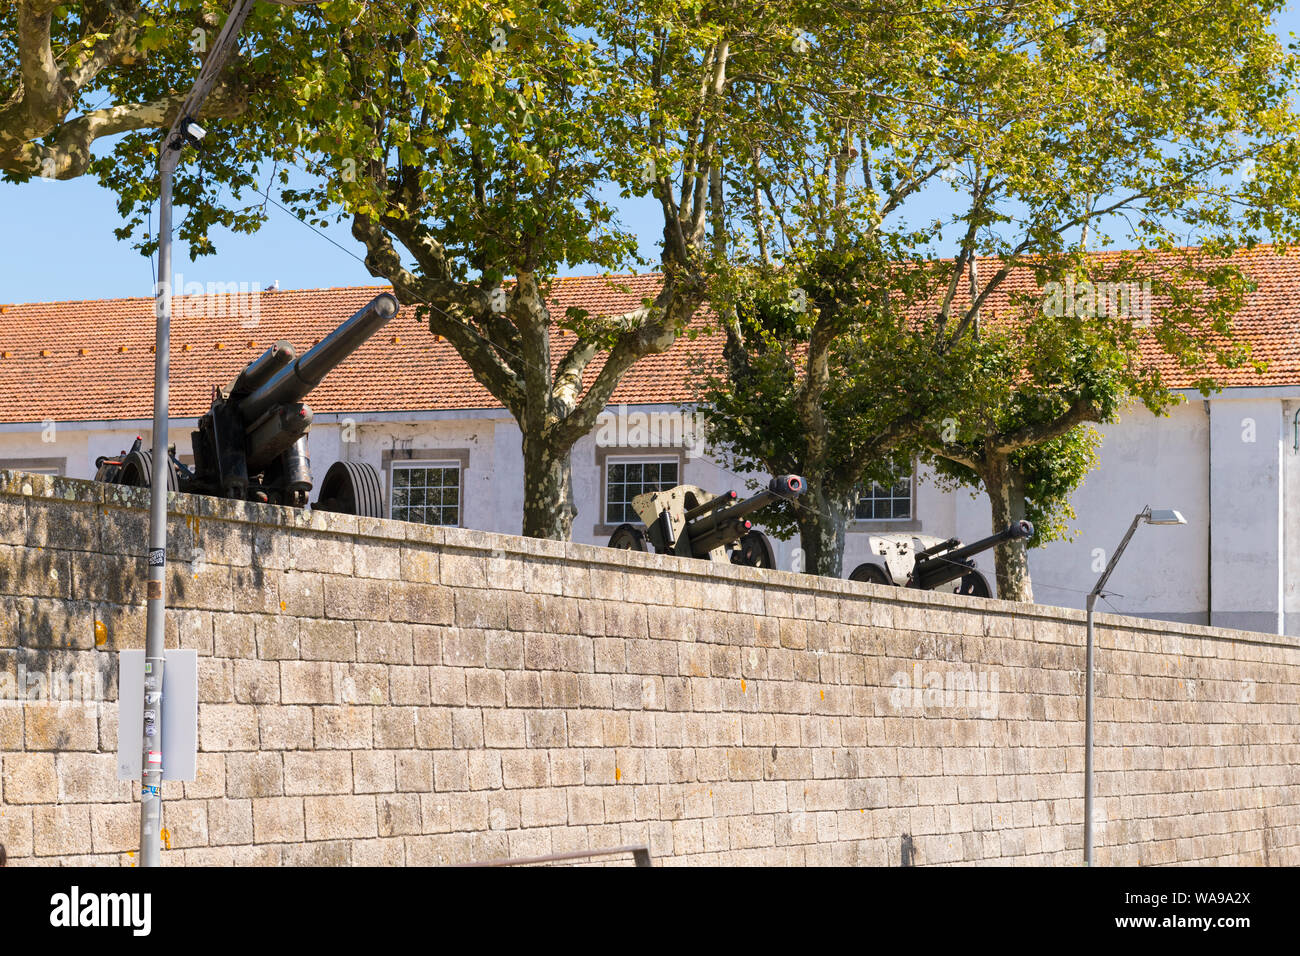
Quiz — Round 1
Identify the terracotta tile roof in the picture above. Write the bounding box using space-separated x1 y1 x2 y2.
0 248 1296 425
0 273 723 424
931 245 1300 389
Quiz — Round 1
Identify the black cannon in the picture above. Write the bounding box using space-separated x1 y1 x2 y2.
848 520 1034 597
94 293 397 516
607 474 805 568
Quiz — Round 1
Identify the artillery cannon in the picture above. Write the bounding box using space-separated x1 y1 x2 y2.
847 520 1034 597
94 293 397 516
607 474 805 568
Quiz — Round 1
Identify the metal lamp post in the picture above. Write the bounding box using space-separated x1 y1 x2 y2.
140 0 257 868
1083 505 1186 867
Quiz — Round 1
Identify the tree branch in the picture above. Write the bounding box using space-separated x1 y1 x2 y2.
994 398 1099 454
351 211 527 412
552 275 704 448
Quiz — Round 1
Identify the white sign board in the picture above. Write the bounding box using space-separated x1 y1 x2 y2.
116 649 198 781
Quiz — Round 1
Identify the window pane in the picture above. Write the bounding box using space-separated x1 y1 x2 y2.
605 458 680 524
392 463 461 527
856 466 912 521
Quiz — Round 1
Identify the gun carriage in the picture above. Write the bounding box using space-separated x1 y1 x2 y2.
94 292 397 517
847 520 1034 597
606 474 805 568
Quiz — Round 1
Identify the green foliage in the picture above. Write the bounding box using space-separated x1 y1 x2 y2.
697 245 958 539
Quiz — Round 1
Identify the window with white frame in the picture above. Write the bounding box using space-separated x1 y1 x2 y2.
605 456 679 525
855 465 913 520
391 460 461 526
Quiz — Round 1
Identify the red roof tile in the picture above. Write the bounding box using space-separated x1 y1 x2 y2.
0 249 1296 425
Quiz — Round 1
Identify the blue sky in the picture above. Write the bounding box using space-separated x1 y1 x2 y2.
2 6 1298 305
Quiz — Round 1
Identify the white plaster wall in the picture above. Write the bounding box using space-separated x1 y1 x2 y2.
0 420 201 480
1284 400 1300 637
345 417 499 532
1028 400 1211 623
1207 398 1284 634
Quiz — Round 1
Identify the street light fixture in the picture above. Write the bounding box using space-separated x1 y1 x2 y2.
179 118 207 147
1083 505 1186 866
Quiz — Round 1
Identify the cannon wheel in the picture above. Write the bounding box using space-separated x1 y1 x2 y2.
115 449 180 491
315 460 385 517
608 523 650 552
730 529 776 568
848 562 893 586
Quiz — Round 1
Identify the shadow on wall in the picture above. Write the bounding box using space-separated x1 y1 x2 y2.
0 540 129 712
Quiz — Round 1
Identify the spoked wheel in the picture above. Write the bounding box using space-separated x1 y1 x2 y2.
314 460 384 517
115 449 180 491
608 523 650 552
730 529 776 568
848 562 893 585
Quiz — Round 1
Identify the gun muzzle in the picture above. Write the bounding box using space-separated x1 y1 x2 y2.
239 292 398 422
768 474 805 498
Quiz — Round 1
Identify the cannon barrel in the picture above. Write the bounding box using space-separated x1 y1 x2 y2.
689 517 754 557
914 536 960 560
685 475 804 541
684 489 737 522
911 520 1033 591
227 340 296 398
239 293 398 422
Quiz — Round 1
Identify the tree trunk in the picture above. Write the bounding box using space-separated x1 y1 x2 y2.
981 453 1033 602
795 479 853 578
521 432 574 540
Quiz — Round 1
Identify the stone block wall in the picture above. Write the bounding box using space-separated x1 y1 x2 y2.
1 470 1297 866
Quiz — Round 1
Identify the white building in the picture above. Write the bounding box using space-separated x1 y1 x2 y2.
3 255 1299 634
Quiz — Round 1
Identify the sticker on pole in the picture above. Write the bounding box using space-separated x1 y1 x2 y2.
148 548 165 566
117 649 197 781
